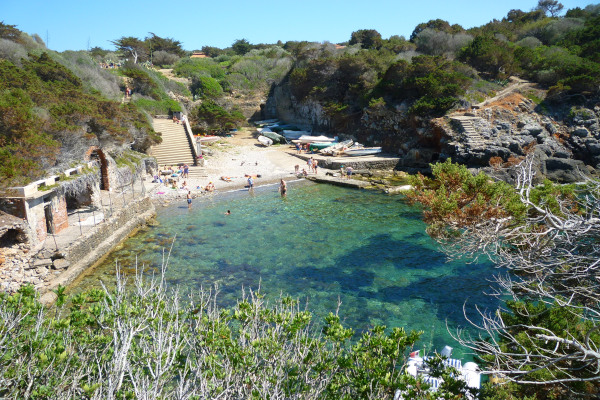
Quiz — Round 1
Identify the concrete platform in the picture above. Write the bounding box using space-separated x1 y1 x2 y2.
288 151 401 170
305 175 371 189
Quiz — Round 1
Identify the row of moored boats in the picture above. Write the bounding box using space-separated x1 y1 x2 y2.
254 120 381 157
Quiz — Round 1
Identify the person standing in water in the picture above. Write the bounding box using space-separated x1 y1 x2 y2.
279 179 287 197
247 176 254 191
186 191 192 208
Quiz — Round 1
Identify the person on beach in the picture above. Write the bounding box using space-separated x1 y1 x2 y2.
340 165 346 179
313 161 318 174
346 166 353 179
295 143 301 154
204 182 215 192
294 165 299 174
186 191 192 208
279 179 287 197
301 168 308 177
247 176 254 190
308 157 313 173
173 115 179 124
183 164 189 179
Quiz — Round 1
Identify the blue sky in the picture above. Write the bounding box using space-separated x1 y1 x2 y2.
3 0 595 52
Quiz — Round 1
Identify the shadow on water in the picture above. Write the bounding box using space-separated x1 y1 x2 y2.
287 232 499 331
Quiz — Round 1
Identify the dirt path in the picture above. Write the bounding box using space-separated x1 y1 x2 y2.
474 76 535 109
157 68 190 85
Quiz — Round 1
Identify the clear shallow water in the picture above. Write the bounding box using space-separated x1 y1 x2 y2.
71 181 498 358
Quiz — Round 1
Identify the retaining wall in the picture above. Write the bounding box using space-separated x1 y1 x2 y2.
40 197 156 304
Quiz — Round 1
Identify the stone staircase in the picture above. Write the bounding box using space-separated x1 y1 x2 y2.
150 118 196 166
187 166 207 180
451 116 486 149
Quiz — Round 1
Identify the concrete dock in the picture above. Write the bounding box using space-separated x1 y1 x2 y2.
288 151 401 170
305 175 372 189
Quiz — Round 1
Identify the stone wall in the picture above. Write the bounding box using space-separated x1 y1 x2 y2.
39 197 155 304
53 196 68 233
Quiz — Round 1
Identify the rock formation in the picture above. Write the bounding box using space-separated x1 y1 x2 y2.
265 77 600 183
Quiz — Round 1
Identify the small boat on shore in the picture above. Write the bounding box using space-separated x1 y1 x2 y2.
262 131 287 144
282 130 310 139
269 124 300 133
309 142 336 151
320 139 353 156
294 135 336 144
254 119 279 126
343 147 382 156
258 136 273 147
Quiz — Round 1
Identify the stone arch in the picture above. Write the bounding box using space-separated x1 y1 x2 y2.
85 146 110 191
0 211 32 249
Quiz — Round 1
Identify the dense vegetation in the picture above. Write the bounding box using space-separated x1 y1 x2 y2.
0 24 160 187
281 2 600 133
0 272 480 399
407 158 600 399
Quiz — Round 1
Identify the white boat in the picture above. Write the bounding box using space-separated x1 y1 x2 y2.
257 136 273 147
396 346 480 399
320 139 353 156
282 130 310 139
254 119 279 126
197 136 220 144
294 135 336 144
343 147 382 156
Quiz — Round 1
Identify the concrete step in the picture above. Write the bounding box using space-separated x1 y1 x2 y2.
152 151 192 157
151 144 191 150
152 144 191 151
152 117 195 166
153 150 193 156
155 159 195 165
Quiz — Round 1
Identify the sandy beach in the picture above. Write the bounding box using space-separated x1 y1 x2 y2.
149 128 306 201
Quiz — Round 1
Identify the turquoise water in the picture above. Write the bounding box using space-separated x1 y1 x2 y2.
73 181 497 358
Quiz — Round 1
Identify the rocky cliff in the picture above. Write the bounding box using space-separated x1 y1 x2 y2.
266 77 600 183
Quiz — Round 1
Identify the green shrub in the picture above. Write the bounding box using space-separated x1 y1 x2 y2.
173 57 226 80
0 53 158 186
459 35 517 78
120 64 158 97
0 269 480 399
193 75 223 99
133 97 181 114
193 99 245 132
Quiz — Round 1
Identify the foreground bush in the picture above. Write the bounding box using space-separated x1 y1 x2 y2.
0 266 476 399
